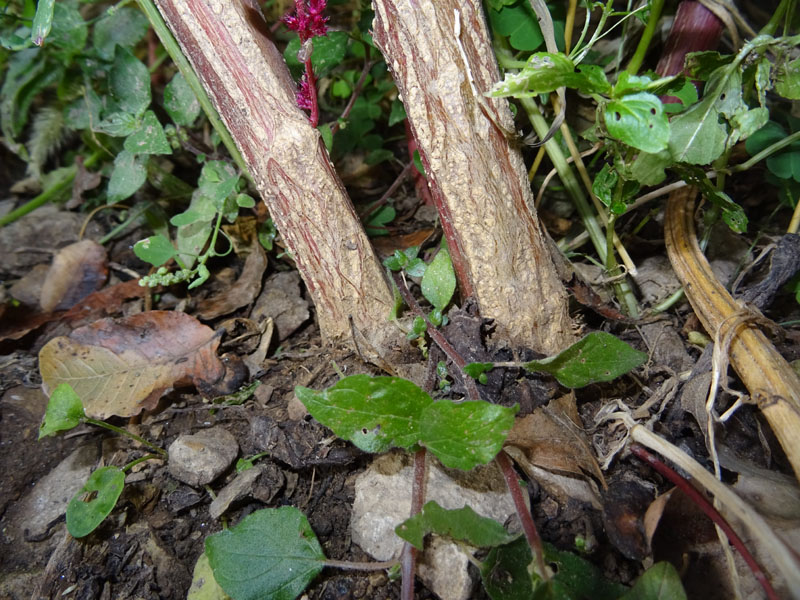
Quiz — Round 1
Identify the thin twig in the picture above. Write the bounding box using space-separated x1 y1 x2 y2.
360 161 414 220
400 448 428 600
330 59 374 135
391 271 481 401
630 444 779 600
496 450 548 580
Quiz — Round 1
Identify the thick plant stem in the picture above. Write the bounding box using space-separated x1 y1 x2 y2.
0 151 102 227
517 95 639 316
372 0 574 355
136 0 250 180
151 0 401 360
626 0 665 75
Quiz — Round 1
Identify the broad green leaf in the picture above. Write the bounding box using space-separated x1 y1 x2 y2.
776 55 800 99
133 234 177 267
66 467 125 538
235 194 255 208
171 209 207 227
668 97 727 165
605 92 669 153
420 400 517 469
366 148 394 166
491 52 578 97
93 6 150 61
164 72 201 126
389 98 406 126
48 3 87 54
592 164 617 209
198 160 239 210
318 122 333 152
406 258 426 278
206 507 325 600
396 501 517 550
630 150 671 186
730 107 769 142
110 46 151 117
745 121 785 155
39 383 85 439
108 150 148 202
421 247 456 310
523 332 647 388
30 0 54 46
296 375 433 453
64 87 102 131
481 538 627 600
620 562 687 600
124 110 172 155
284 32 349 78
488 2 543 52
95 111 139 137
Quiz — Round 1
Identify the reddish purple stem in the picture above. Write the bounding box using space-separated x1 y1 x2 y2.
496 450 548 580
630 444 779 600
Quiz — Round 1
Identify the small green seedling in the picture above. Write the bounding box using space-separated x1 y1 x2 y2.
39 384 166 538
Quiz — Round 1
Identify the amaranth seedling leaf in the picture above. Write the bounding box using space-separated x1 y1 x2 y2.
66 466 125 538
296 375 432 453
206 507 325 600
396 501 517 550
39 383 85 439
523 332 646 388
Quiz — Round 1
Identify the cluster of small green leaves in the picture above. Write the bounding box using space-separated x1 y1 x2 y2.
1 1 258 289
38 384 161 538
489 3 800 233
384 242 457 337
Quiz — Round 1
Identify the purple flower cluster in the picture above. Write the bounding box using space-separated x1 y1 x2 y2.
282 0 329 43
282 0 329 123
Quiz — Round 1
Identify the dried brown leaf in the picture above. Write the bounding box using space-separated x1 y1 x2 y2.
40 240 108 312
39 310 225 418
195 243 267 320
506 394 606 487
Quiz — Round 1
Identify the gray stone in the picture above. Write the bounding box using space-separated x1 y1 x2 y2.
351 452 515 600
208 466 263 519
168 427 238 487
14 444 98 539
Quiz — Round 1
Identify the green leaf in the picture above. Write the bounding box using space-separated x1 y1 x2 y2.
630 150 671 186
296 375 432 453
523 332 647 388
776 55 800 100
108 150 148 202
389 98 406 126
236 194 255 208
481 538 627 600
318 122 333 152
95 111 139 137
406 258 426 278
30 0 55 46
48 3 87 54
284 32 349 78
64 87 102 131
164 72 201 126
124 110 172 155
463 362 495 380
668 97 727 165
488 2 543 52
605 93 669 153
620 562 687 600
206 507 325 600
592 164 617 209
198 160 240 210
421 247 456 310
66 467 126 538
1 48 62 141
93 6 150 61
676 166 748 232
396 501 517 550
412 150 426 177
110 46 151 117
420 400 517 469
39 383 85 439
133 234 178 267
365 205 395 236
